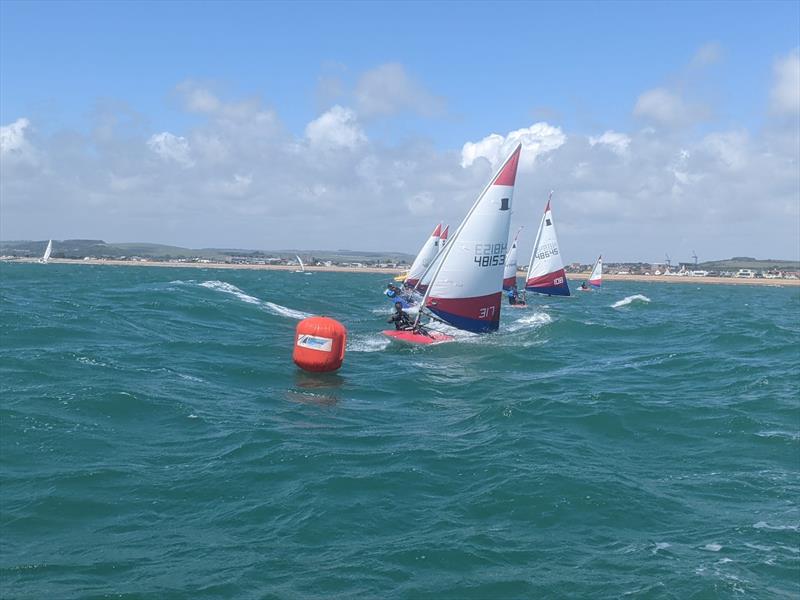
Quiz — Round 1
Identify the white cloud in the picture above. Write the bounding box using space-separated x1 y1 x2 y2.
147 132 194 167
405 191 435 216
589 131 631 156
770 48 800 115
633 88 688 125
461 122 566 169
0 118 37 164
2 75 798 262
354 63 445 118
690 42 723 69
305 105 367 150
177 81 221 113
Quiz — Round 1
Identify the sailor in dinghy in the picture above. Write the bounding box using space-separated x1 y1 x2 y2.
384 143 522 344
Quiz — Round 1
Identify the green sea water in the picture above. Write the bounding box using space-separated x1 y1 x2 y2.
1 263 798 598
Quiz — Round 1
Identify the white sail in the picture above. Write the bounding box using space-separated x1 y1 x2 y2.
295 255 305 272
41 240 52 263
418 144 521 333
503 227 523 290
525 193 570 296
404 224 441 288
588 255 602 287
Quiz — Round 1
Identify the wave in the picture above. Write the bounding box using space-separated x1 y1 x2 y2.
347 334 391 353
198 280 310 319
611 294 651 308
199 280 260 304
506 311 553 332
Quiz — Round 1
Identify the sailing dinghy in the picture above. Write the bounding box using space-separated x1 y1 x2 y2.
384 144 522 344
403 224 442 289
525 193 570 297
588 255 602 288
39 240 53 264
295 255 312 274
503 226 523 291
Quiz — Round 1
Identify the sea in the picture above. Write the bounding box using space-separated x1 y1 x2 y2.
1 262 798 599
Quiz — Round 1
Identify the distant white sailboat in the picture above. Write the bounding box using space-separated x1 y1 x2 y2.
588 255 603 288
39 240 53 264
295 255 312 274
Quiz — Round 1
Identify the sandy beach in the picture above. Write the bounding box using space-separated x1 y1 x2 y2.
5 257 798 287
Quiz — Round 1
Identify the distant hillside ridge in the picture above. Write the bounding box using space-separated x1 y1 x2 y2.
0 239 414 264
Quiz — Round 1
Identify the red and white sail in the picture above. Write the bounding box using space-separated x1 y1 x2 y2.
588 255 603 288
503 227 523 290
421 144 521 333
439 225 449 249
404 223 441 288
525 193 570 296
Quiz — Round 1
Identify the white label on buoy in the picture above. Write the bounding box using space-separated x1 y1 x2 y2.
297 334 333 352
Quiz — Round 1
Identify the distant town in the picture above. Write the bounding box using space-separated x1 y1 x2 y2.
1 239 799 280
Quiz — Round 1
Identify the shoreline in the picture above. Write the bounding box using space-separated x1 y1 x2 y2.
3 257 798 287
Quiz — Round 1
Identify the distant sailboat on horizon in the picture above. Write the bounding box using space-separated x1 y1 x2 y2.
39 240 53 264
295 255 312 274
588 255 603 288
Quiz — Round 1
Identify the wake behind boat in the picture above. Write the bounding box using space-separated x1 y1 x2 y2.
384 143 522 344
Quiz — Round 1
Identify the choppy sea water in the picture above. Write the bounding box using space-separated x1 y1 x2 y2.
1 263 798 598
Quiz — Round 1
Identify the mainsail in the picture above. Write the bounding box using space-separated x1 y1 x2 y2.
295 255 305 272
41 240 53 264
503 227 523 290
439 225 449 249
404 224 441 288
525 193 570 296
418 144 521 333
588 255 603 288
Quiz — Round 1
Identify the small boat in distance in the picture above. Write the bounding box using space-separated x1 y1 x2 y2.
384 143 522 344
588 255 603 289
295 255 312 274
525 192 570 297
39 240 53 264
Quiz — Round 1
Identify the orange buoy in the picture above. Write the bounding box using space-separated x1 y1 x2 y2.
292 316 347 372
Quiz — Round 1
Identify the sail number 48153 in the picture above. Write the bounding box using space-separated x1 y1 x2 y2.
473 243 507 267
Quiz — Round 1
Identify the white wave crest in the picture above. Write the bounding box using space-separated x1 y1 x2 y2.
263 301 311 320
199 280 310 319
505 311 553 333
199 280 261 304
611 294 651 308
347 334 391 353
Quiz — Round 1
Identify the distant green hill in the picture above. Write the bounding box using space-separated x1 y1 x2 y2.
0 240 414 264
697 257 800 271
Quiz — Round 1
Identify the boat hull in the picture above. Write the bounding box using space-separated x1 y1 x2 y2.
382 330 454 345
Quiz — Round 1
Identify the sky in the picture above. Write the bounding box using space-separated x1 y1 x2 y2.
1 1 798 262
